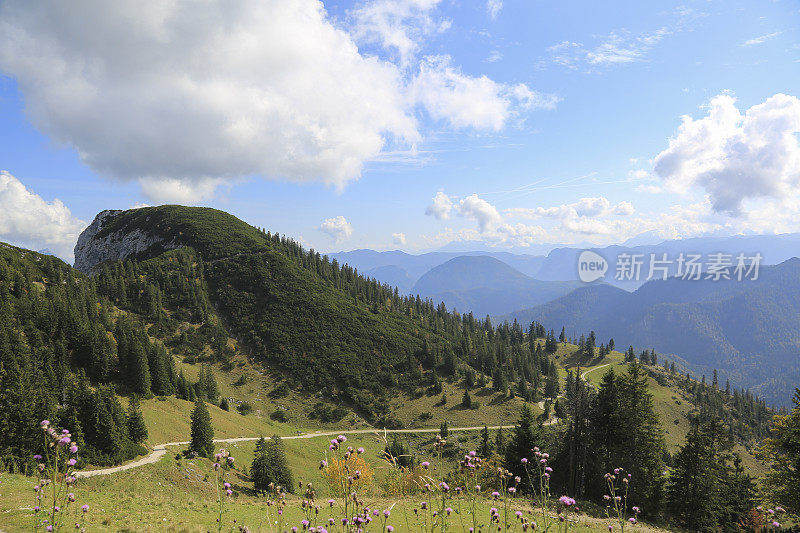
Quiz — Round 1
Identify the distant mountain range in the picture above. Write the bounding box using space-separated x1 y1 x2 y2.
500 258 800 407
330 232 800 292
410 256 581 317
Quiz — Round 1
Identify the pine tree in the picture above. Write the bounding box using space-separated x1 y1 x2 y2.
220 397 230 411
440 420 449 438
126 395 148 444
504 404 542 484
461 389 473 409
189 397 214 458
252 435 294 493
494 427 505 456
478 425 492 458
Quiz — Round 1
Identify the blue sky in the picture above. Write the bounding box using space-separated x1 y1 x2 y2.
0 0 799 261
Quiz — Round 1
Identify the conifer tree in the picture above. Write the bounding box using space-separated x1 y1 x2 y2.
478 425 492 458
461 389 473 409
189 397 214 458
504 404 542 484
126 395 148 444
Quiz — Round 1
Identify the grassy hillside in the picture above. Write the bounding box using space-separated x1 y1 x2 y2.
502 259 800 406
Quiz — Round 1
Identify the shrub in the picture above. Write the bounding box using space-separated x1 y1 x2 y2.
236 402 253 416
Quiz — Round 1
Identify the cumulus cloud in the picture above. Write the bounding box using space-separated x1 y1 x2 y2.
392 232 407 245
487 0 503 19
318 216 353 243
138 177 227 204
507 197 634 220
410 56 558 130
653 93 800 215
0 0 418 200
0 171 86 260
425 191 454 219
458 194 502 232
0 0 551 202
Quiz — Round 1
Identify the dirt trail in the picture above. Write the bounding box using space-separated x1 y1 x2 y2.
76 425 516 478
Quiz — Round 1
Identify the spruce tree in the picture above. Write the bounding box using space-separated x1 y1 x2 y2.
126 395 148 444
478 425 492 458
189 397 214 458
461 389 473 409
504 404 542 484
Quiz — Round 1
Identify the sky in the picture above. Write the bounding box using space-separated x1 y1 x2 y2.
0 0 799 262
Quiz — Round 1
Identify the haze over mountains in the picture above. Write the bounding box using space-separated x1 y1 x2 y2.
332 232 800 406
332 232 800 294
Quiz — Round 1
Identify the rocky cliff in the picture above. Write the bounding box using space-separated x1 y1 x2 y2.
73 209 181 273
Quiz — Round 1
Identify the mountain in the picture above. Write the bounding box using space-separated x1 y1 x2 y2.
411 256 582 317
328 249 547 287
533 233 800 288
501 258 800 406
332 233 800 293
364 264 416 293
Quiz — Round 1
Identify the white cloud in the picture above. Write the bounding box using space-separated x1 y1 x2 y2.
0 171 86 260
653 93 800 215
487 0 503 19
410 55 558 131
742 31 781 47
507 197 634 220
458 194 502 232
350 0 445 66
486 50 503 63
392 232 407 245
425 191 454 219
318 216 353 243
138 177 227 204
613 200 635 216
0 0 418 197
547 25 674 69
0 0 549 201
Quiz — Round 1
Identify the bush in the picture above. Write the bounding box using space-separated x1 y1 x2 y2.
270 409 288 422
236 402 253 415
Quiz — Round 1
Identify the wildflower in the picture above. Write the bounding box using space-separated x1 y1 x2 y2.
521 458 528 464
508 487 517 494
82 505 89 512
440 482 450 492
357 447 364 454
545 467 552 473
516 511 523 519
446 507 453 515
33 454 42 460
475 485 481 491
337 435 347 443
319 460 327 469
559 496 575 507
68 459 77 466
420 502 427 510
41 420 50 428
492 491 500 499
773 522 781 528
628 517 636 524
632 506 640 514
68 493 75 502
421 461 430 469
328 499 336 507
387 527 394 532
223 482 231 489
383 510 390 517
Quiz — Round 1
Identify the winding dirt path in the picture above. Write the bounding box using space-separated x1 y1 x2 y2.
77 367 617 479
76 425 516 478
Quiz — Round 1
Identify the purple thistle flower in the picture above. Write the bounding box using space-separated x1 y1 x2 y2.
81 504 89 512
387 527 394 532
